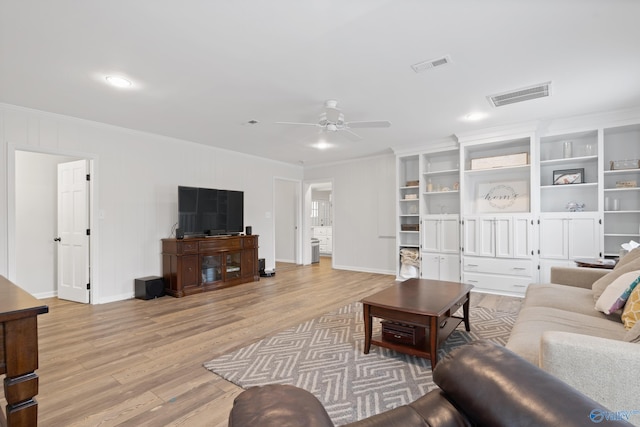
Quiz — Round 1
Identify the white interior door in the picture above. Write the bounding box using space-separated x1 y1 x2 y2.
57 160 90 303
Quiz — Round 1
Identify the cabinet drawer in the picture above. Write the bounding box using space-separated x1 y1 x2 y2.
381 321 425 346
315 227 328 236
463 272 530 294
463 257 532 277
179 241 199 254
200 237 241 251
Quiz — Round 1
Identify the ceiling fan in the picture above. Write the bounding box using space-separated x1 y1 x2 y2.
276 100 391 141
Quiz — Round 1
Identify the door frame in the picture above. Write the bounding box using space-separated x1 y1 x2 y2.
303 179 334 266
7 143 98 303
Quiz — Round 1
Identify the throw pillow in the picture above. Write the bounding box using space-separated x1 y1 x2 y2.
622 284 640 331
624 317 640 342
592 257 640 302
615 248 640 270
608 274 640 314
594 271 640 315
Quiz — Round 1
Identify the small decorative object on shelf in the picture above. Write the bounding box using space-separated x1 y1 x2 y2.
453 181 459 190
616 180 637 188
406 180 419 187
563 141 573 158
565 201 585 212
610 159 640 170
404 194 418 200
427 178 433 192
401 224 420 231
553 168 584 185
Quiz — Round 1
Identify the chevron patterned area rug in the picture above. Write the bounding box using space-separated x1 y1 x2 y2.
204 302 516 425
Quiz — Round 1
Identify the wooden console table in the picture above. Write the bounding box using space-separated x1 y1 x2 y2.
0 276 48 427
162 235 259 297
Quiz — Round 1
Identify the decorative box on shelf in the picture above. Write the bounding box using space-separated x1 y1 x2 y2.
406 180 419 187
470 152 529 170
610 159 640 170
616 180 637 188
401 224 420 231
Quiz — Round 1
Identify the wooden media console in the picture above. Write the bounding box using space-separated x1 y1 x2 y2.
162 235 259 297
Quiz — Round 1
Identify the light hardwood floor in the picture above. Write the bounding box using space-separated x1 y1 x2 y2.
19 259 521 426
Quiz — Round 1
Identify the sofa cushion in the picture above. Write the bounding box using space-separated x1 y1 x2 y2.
506 306 626 365
594 271 640 315
614 247 640 270
622 284 640 332
592 257 640 302
523 283 611 319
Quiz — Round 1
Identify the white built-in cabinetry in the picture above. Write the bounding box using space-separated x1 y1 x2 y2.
395 116 640 296
458 134 536 296
538 213 600 282
602 124 640 257
421 215 460 281
537 130 602 282
312 226 333 254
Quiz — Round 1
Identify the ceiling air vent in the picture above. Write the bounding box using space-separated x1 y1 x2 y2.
411 55 452 73
487 81 552 107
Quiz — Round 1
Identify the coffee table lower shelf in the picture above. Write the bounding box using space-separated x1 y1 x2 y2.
370 315 463 359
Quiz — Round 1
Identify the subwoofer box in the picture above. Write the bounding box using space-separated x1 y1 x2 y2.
135 276 165 300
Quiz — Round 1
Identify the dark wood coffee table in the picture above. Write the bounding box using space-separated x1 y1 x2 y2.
362 278 473 368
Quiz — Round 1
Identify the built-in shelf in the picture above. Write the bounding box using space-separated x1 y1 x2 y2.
464 164 530 175
604 210 640 214
604 169 640 175
603 187 640 193
540 182 598 190
423 168 459 177
424 190 460 195
540 155 598 166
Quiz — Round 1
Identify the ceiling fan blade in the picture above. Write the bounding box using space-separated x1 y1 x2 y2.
340 128 363 141
345 120 391 128
275 121 321 127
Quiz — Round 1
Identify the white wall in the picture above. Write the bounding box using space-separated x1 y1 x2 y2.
304 154 396 274
1 104 302 303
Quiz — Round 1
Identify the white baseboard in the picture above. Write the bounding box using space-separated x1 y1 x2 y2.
33 290 57 299
332 264 395 276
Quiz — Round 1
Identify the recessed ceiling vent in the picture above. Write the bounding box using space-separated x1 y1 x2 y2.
487 81 552 107
411 55 452 73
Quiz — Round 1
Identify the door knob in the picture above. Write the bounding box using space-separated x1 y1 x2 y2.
54 237 61 242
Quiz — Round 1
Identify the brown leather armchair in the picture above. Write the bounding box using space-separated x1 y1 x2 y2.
228 340 633 426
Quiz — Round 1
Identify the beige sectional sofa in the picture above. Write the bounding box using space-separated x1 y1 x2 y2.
506 249 640 423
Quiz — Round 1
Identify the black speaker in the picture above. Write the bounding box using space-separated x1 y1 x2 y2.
245 226 252 235
258 258 265 275
135 276 165 300
176 228 184 239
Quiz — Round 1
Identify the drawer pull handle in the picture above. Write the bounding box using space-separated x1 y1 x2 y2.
394 334 402 339
514 284 527 288
512 267 527 270
468 280 479 283
466 264 479 267
440 320 447 328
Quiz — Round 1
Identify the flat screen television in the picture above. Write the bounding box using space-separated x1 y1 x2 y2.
178 186 244 236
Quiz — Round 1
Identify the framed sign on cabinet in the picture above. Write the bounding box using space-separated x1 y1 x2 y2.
476 181 529 213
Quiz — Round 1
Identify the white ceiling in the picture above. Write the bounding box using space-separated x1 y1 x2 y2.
2 0 640 166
